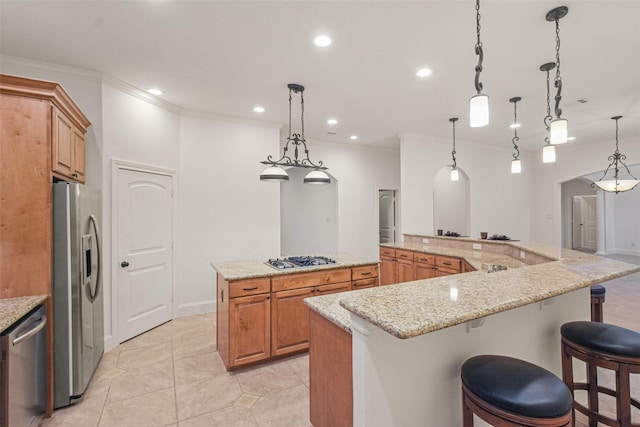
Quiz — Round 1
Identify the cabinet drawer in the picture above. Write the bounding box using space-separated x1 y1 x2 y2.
317 282 351 295
435 266 460 277
272 268 351 292
414 253 435 265
229 278 271 298
379 247 396 258
352 265 378 280
395 249 414 261
435 256 461 271
352 277 378 290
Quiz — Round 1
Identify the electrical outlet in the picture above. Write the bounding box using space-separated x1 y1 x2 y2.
473 243 482 250
422 238 429 244
520 251 526 260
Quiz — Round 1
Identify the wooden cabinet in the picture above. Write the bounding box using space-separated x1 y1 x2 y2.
352 278 378 290
272 287 315 356
52 106 86 183
0 75 90 416
379 246 471 284
379 247 396 286
462 260 476 273
397 258 415 283
317 282 351 295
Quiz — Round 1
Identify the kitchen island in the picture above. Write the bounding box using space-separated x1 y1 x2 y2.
211 253 378 370
304 237 640 426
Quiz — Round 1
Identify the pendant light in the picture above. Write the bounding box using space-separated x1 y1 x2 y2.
592 116 639 194
540 62 556 163
469 0 489 127
509 97 522 174
260 83 330 184
546 6 569 144
449 117 460 181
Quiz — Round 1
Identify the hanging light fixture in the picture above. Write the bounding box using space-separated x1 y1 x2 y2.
592 116 639 194
449 117 460 181
260 83 331 185
540 62 557 163
469 0 489 127
546 6 569 144
509 97 522 174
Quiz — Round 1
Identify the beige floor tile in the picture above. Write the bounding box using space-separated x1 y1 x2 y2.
180 405 258 427
106 358 174 404
251 384 311 427
175 374 243 421
41 391 106 427
171 321 215 342
235 358 303 397
234 394 260 409
99 388 176 427
116 342 173 371
172 333 216 361
174 352 227 386
120 323 172 351
287 353 310 388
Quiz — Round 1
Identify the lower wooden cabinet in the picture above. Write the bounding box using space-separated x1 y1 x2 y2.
271 287 315 356
380 246 471 284
397 258 415 283
379 257 396 285
415 262 437 280
229 293 271 366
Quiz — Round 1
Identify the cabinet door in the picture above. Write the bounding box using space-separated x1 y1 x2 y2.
229 294 271 367
434 266 460 277
397 259 415 283
271 287 315 356
415 263 436 280
71 126 86 183
317 282 351 296
52 106 74 178
379 258 397 285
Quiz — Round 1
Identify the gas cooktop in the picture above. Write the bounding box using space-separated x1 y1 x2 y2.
266 256 338 270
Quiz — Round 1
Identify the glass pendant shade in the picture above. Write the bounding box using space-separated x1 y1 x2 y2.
549 118 568 144
450 168 459 181
593 179 640 193
511 159 522 174
542 145 556 163
303 169 331 185
469 94 489 127
260 165 289 182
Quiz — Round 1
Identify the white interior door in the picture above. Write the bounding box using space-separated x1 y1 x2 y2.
581 195 597 251
379 190 396 244
116 168 173 342
572 197 582 249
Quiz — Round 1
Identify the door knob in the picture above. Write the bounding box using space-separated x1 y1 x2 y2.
121 261 130 268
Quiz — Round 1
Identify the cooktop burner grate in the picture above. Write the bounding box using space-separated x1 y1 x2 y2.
266 256 337 270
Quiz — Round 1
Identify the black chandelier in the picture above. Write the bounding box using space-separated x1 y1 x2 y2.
469 0 489 127
540 62 556 163
509 97 521 174
592 116 639 194
450 117 460 181
546 6 569 144
260 83 331 185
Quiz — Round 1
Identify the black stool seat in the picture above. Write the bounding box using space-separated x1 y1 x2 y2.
462 355 573 418
590 284 606 296
561 321 640 358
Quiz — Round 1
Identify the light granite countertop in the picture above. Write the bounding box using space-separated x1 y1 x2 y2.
0 295 48 334
211 253 378 281
304 242 640 338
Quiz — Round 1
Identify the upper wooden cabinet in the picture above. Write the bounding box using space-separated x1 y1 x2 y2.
0 74 90 184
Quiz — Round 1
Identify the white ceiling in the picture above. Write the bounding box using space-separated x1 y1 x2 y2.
1 1 639 152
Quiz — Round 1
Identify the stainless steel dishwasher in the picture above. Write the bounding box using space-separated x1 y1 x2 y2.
0 305 47 427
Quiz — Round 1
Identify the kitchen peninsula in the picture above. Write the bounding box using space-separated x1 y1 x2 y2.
210 253 378 370
304 236 640 427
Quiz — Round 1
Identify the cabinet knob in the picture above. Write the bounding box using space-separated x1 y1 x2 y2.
121 261 130 268
72 173 78 177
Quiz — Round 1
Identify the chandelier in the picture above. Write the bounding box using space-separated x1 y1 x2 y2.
592 116 639 194
540 62 556 163
450 117 460 181
260 84 331 185
469 0 489 127
509 97 522 173
546 6 569 144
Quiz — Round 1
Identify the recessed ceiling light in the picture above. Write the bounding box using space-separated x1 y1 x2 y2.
327 118 338 125
314 35 332 47
253 106 265 113
416 68 432 78
350 135 358 140
567 136 576 141
147 88 163 96
509 123 521 129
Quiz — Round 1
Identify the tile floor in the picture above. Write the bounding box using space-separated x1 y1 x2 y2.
41 255 640 427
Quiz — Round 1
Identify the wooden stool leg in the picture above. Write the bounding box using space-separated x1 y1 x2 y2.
561 342 577 427
587 362 599 427
462 392 474 427
618 364 632 426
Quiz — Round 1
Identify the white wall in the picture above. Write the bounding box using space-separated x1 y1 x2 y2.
433 167 470 236
612 185 640 256
560 178 595 248
280 167 339 256
299 139 401 260
530 140 640 246
400 133 534 242
178 113 281 316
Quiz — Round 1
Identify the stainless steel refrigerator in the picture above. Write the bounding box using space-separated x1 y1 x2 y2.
52 182 104 408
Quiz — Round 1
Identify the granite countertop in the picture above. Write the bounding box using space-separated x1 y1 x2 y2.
211 253 379 281
381 241 527 271
0 295 48 334
304 243 640 338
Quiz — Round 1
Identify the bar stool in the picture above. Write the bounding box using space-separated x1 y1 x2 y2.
561 321 640 426
590 285 606 322
461 355 573 426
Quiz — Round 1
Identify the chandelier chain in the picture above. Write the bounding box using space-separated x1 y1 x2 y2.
512 100 520 160
288 89 292 139
555 20 561 81
301 90 305 139
475 0 482 47
451 119 457 169
543 68 553 140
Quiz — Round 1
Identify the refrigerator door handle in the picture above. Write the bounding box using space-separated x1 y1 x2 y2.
87 214 102 303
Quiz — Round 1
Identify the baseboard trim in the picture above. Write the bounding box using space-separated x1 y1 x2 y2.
612 249 640 257
177 300 216 318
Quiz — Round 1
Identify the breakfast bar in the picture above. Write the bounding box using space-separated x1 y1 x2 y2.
304 237 640 426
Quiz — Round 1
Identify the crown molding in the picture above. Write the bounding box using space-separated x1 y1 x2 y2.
100 74 181 113
180 108 282 129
